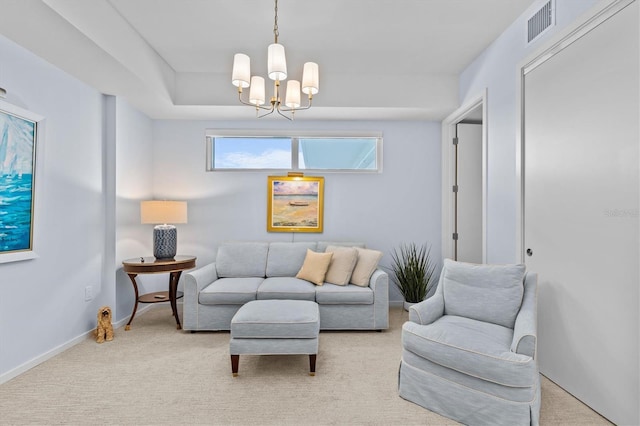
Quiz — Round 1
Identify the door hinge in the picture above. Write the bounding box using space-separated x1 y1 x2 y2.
452 137 459 145
452 185 458 193
452 233 459 241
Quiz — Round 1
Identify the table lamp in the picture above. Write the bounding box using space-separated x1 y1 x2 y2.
140 200 188 259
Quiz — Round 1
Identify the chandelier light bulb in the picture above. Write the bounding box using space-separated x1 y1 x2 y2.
231 53 251 88
301 62 319 95
285 80 301 108
267 43 287 81
249 76 266 106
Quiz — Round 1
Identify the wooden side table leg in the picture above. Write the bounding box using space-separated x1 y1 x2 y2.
169 271 183 329
125 273 139 331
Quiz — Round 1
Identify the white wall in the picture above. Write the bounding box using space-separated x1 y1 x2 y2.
114 97 155 323
0 35 155 381
0 34 108 381
459 0 599 263
151 119 442 302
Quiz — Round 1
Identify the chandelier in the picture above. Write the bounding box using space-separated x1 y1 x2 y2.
231 0 319 120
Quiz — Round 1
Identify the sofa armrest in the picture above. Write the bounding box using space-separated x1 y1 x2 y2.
182 262 218 330
408 292 444 325
369 269 389 329
511 272 538 358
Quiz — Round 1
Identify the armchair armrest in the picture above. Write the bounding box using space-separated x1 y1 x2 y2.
408 291 444 325
182 262 218 330
511 272 538 357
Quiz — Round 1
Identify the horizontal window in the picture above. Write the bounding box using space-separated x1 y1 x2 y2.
206 132 382 172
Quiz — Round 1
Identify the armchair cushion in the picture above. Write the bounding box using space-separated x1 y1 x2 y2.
441 259 526 328
402 316 536 388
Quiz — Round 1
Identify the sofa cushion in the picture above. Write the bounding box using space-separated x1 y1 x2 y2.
315 283 374 304
296 249 333 286
402 315 536 388
199 277 263 305
324 245 358 286
350 247 383 287
442 259 525 329
266 242 317 277
216 242 269 278
257 277 317 301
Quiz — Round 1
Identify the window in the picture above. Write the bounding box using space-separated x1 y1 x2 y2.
206 131 382 172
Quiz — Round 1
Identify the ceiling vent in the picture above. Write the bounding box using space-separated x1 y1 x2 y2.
527 0 555 43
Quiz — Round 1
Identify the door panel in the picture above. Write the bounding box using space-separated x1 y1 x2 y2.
456 123 483 263
523 2 639 424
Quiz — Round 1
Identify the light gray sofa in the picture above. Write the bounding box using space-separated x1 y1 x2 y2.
399 259 540 425
182 241 389 331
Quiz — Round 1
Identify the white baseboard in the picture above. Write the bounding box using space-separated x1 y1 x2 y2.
389 300 403 308
0 304 156 385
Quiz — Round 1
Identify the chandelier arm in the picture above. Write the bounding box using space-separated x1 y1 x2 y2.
274 106 293 120
237 91 275 111
276 96 313 113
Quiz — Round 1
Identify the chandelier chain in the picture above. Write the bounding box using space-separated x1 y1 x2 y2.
273 0 279 43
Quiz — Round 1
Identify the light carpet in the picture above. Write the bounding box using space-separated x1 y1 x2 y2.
0 306 611 425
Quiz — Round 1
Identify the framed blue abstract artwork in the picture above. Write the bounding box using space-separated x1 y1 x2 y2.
0 101 43 263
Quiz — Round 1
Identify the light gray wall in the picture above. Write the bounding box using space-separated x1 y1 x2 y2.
114 97 156 323
151 119 442 302
0 34 108 380
458 0 599 263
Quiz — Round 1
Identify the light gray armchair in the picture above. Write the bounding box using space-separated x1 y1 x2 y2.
399 259 540 425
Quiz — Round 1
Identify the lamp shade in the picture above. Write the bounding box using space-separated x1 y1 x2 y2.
249 76 266 106
285 80 301 108
232 53 251 88
267 43 287 81
301 62 319 95
140 201 188 224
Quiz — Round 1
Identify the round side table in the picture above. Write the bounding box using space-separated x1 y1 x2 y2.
122 255 196 330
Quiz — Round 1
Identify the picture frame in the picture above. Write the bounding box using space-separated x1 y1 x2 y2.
0 100 43 263
267 175 324 233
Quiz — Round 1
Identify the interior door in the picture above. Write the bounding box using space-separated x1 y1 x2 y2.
523 2 639 424
455 123 483 263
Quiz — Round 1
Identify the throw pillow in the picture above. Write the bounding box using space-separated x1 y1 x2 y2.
296 249 333 286
350 247 383 286
324 246 358 286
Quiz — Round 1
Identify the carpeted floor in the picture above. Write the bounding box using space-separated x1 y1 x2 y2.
0 306 611 425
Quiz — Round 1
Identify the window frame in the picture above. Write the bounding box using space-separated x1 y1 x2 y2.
205 130 383 173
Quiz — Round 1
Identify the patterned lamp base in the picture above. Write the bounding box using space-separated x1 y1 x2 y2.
153 225 177 259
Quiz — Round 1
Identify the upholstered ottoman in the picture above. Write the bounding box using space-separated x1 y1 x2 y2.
230 299 320 376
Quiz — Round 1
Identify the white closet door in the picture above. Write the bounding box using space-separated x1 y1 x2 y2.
456 123 483 263
523 2 639 424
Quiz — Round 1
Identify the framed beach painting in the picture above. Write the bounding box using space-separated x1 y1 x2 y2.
0 101 43 263
267 175 324 233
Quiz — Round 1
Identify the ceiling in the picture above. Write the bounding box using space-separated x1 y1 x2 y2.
0 0 536 121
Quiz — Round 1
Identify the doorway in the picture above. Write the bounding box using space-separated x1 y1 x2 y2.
441 93 487 263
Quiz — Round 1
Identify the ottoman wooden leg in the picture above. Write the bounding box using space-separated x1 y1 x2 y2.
309 354 317 376
231 354 239 377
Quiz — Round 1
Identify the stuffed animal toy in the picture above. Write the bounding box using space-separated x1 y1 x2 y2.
95 306 114 343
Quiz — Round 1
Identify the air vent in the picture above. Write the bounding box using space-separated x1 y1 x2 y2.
527 0 555 43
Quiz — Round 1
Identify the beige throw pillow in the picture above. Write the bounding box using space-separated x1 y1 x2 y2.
350 247 383 286
296 249 333 286
324 245 358 286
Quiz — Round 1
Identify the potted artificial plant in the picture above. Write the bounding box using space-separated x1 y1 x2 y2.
390 243 437 311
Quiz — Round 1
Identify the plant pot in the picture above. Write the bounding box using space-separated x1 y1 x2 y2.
403 301 417 311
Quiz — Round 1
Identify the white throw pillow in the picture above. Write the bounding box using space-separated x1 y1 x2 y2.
350 247 383 287
324 246 358 286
